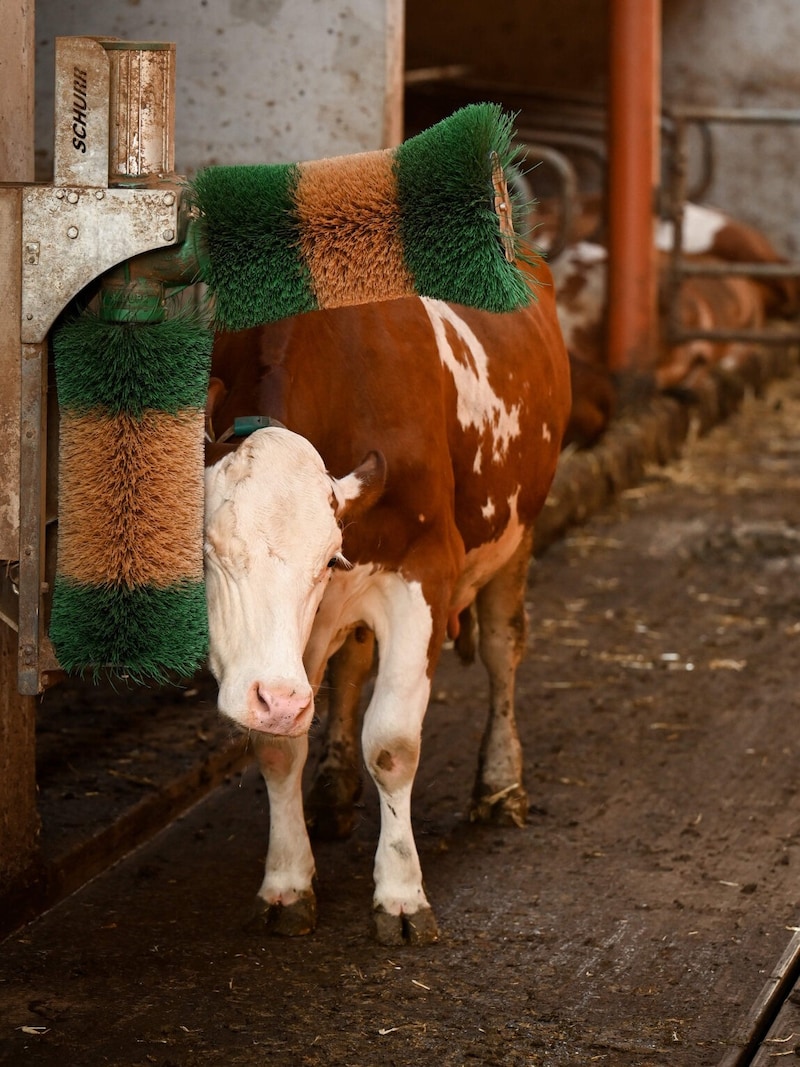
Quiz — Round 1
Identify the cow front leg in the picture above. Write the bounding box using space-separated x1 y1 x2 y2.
250 733 317 936
306 626 375 840
470 529 533 828
362 577 441 946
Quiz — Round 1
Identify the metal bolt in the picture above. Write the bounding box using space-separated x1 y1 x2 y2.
55 189 66 200
95 189 105 199
162 228 175 242
67 226 79 239
163 191 176 206
67 191 79 204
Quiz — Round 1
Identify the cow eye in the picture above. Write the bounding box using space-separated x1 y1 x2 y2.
327 558 338 569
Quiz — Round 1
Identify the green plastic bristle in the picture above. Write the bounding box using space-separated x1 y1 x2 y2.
49 578 209 683
191 162 317 331
394 103 531 312
53 308 213 418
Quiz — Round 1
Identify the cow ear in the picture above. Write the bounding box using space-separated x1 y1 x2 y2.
332 451 387 522
206 377 227 419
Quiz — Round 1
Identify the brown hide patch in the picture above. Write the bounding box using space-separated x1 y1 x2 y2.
59 410 205 587
295 152 416 308
442 316 480 374
376 749 394 772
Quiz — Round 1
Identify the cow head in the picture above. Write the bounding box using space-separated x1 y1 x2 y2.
204 427 386 737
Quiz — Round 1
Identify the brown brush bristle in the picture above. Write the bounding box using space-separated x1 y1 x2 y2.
58 410 205 588
295 150 416 308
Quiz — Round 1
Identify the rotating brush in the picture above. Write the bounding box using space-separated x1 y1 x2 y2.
48 102 532 681
49 298 212 681
191 102 532 330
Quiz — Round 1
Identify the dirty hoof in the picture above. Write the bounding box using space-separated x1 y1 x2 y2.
372 906 439 946
246 892 317 937
305 770 362 841
470 783 529 828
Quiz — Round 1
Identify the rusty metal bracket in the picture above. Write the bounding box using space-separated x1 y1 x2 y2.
20 184 183 344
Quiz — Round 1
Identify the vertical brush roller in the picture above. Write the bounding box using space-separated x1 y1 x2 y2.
49 301 212 680
191 103 532 331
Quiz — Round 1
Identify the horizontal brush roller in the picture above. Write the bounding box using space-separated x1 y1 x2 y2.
192 103 532 331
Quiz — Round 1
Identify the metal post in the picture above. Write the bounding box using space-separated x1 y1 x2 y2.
606 0 662 374
0 0 40 895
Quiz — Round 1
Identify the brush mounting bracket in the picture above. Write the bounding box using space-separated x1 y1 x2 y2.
1 35 187 693
21 184 184 342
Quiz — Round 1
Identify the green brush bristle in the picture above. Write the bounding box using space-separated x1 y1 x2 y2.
49 578 209 683
191 163 317 331
395 103 531 312
54 308 213 417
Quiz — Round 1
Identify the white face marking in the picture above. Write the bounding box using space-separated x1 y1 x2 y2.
481 499 496 520
550 242 607 348
421 297 520 462
204 428 348 734
542 423 552 442
654 203 726 254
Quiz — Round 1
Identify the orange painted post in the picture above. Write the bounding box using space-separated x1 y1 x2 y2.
606 0 662 374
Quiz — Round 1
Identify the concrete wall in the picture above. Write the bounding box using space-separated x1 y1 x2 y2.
662 0 800 255
34 0 404 178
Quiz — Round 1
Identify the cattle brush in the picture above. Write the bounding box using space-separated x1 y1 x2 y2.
48 103 531 681
191 102 532 330
49 303 212 681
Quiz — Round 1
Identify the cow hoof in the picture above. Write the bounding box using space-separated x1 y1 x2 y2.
470 784 529 828
247 892 317 937
372 907 439 946
305 769 362 841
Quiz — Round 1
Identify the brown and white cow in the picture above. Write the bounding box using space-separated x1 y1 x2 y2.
203 256 571 944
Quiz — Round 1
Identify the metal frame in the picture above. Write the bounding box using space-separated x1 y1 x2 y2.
664 105 800 348
1 36 184 695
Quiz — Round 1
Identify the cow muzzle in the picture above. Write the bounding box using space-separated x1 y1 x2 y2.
232 680 315 737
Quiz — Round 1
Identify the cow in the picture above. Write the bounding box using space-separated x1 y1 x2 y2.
549 241 617 447
546 204 795 406
203 255 571 945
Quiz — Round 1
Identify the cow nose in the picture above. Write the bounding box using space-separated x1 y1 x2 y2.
246 680 314 736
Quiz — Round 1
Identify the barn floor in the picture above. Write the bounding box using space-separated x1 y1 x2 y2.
3 368 800 1065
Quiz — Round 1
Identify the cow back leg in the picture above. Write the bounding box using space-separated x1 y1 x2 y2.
306 625 375 840
249 733 318 936
470 527 534 828
361 575 442 946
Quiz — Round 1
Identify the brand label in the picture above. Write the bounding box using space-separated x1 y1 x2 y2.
71 67 88 154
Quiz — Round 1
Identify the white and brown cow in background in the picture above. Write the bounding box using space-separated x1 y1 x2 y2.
546 202 797 407
203 256 571 945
